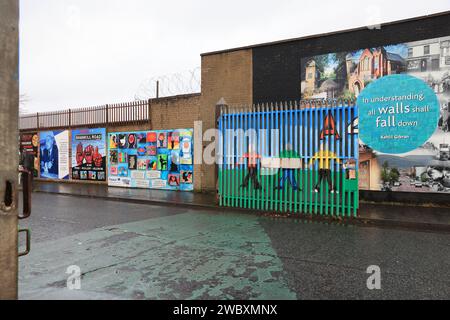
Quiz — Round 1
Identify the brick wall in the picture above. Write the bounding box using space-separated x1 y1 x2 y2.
199 49 253 191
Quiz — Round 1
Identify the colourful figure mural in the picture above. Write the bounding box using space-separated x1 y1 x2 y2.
108 129 193 191
218 102 359 216
309 148 343 193
275 144 302 191
238 144 262 190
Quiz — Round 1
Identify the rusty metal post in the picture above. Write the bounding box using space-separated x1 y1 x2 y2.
0 0 19 300
105 104 109 127
148 99 152 129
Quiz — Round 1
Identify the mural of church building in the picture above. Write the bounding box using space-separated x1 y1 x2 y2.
346 47 406 96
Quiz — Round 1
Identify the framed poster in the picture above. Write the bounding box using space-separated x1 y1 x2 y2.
71 128 107 181
39 130 69 180
20 132 39 177
108 129 194 191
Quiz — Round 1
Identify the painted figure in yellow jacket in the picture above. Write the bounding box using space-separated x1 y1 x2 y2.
309 149 345 193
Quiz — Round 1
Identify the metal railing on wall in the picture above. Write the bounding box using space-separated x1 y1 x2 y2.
19 100 151 131
217 99 359 217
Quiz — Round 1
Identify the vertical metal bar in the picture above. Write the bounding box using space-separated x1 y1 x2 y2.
242 106 247 209
267 103 275 210
319 102 325 216
329 102 335 216
234 108 239 208
288 102 293 213
261 104 266 211
331 102 336 216
235 108 240 208
343 101 353 217
354 103 359 217
299 102 304 213
325 103 330 216
223 113 228 207
293 102 298 213
230 111 234 208
312 101 317 214
273 103 278 211
228 110 233 207
264 103 269 211
256 104 261 211
280 102 285 212
251 105 256 210
218 108 223 207
228 111 232 207
341 102 346 216
339 101 344 216
307 104 312 214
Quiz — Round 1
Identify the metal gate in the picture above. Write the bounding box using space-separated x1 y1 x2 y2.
217 100 359 217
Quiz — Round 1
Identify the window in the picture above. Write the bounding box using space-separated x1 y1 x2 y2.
424 45 430 55
442 47 449 57
363 57 370 71
408 48 413 58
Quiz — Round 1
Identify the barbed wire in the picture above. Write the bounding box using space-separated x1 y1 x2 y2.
134 67 201 100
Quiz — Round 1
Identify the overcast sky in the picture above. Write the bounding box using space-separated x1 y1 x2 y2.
20 0 450 113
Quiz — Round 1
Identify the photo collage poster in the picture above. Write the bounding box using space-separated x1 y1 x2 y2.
39 130 70 180
300 35 450 193
20 132 39 177
107 129 194 191
71 128 107 181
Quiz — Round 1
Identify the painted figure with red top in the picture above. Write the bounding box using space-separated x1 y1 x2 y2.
238 143 262 190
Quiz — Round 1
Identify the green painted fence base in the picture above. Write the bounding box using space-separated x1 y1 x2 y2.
219 168 358 217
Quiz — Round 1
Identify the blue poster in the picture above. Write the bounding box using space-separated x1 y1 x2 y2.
39 130 69 180
358 75 440 154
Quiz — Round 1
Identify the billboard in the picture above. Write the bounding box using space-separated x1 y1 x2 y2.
39 130 70 180
71 128 107 181
19 132 39 177
300 35 450 193
108 129 193 191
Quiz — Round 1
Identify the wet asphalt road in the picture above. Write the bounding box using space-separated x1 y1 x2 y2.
19 193 450 300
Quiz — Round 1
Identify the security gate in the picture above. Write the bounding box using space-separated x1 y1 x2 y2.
217 100 359 217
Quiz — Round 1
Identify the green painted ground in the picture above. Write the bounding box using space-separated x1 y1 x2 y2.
19 211 296 300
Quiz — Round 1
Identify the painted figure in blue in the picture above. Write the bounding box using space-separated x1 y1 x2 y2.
275 144 302 191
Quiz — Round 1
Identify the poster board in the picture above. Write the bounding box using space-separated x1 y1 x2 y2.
20 132 39 177
39 130 69 180
71 128 107 181
108 129 193 191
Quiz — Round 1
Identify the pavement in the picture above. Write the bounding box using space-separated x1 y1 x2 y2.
32 181 450 233
18 193 450 299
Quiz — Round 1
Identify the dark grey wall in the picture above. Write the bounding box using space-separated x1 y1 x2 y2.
253 12 450 104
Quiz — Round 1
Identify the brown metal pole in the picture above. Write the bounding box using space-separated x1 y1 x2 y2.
0 0 19 300
156 80 159 99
